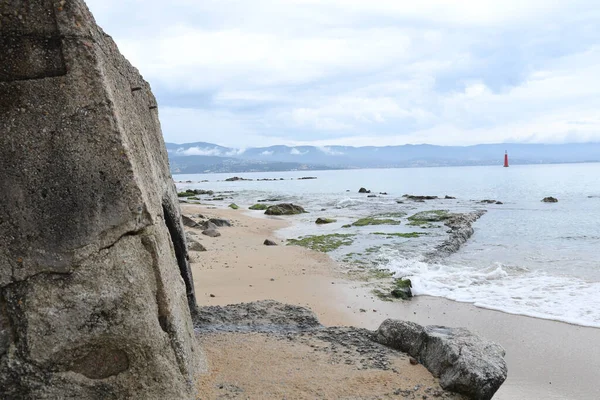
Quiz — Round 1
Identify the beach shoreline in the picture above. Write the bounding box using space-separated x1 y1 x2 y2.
185 204 600 399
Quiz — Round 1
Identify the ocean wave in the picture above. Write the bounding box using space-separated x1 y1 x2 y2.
380 253 600 328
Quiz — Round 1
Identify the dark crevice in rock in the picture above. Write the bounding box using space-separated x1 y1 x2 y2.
162 203 196 313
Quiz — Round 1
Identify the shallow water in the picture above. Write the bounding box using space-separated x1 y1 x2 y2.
175 163 600 328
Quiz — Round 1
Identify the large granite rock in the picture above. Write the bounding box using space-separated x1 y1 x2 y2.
264 203 307 215
0 1 204 398
375 320 507 400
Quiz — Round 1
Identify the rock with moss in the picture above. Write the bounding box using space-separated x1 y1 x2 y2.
315 217 337 224
342 224 352 228
265 203 307 215
390 279 413 300
407 210 450 226
352 217 401 227
228 203 239 210
249 204 269 210
287 234 355 252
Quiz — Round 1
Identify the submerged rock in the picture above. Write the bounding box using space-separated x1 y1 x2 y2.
265 203 307 215
375 320 507 400
315 218 337 224
390 279 413 300
0 1 203 397
404 194 439 201
249 203 269 210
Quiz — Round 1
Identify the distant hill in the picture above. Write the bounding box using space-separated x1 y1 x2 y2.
166 142 600 174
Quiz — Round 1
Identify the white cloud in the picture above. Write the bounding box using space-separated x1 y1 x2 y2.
319 146 345 155
177 147 222 156
261 150 274 155
86 0 600 146
290 148 307 155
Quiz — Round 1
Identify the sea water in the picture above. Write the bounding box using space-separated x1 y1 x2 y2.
175 163 600 328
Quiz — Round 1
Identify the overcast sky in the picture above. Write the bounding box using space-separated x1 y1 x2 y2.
86 0 600 147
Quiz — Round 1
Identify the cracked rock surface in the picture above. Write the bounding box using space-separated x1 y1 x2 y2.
0 1 203 398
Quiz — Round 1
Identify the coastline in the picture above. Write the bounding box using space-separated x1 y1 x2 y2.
185 204 600 399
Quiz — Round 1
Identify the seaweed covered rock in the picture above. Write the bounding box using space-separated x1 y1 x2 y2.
265 203 307 215
375 320 507 400
0 1 203 398
315 218 337 224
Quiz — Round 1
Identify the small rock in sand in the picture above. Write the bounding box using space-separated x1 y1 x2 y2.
202 229 221 237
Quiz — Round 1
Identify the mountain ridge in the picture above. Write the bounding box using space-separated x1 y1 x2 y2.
166 141 600 174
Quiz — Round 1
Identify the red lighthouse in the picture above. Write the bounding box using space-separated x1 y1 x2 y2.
504 151 509 167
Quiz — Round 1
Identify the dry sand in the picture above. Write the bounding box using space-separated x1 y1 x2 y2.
185 204 600 400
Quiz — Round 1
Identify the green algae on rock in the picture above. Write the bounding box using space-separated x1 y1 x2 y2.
407 210 450 226
265 203 307 215
315 218 337 224
287 234 355 252
249 204 269 210
352 217 401 227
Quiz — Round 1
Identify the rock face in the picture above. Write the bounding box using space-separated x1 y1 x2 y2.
375 320 507 400
264 203 307 215
0 1 203 398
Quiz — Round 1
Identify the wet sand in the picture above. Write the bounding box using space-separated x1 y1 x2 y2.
185 204 600 399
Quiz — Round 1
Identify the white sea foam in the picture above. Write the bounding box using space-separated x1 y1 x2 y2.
381 252 600 328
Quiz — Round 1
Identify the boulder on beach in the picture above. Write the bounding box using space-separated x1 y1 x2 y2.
542 197 558 203
200 221 219 231
375 320 507 400
264 203 307 215
263 239 278 246
202 229 221 238
209 218 232 227
0 1 203 397
182 215 201 228
187 237 207 252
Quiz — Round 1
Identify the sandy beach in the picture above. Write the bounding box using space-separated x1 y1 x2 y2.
184 204 600 400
